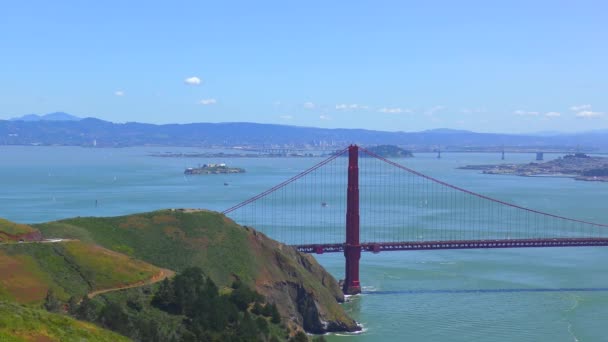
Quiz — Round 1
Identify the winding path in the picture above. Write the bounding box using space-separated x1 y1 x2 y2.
87 268 175 299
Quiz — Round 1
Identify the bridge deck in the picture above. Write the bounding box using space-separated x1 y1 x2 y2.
293 238 608 254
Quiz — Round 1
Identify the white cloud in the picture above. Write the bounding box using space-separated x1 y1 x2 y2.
303 102 316 109
570 104 591 111
184 76 202 85
335 104 368 111
568 104 604 118
576 110 604 118
319 115 331 120
199 98 217 105
279 115 293 120
545 112 561 118
514 110 539 116
114 90 125 96
379 107 408 114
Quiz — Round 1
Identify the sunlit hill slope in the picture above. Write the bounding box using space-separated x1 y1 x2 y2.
35 209 359 333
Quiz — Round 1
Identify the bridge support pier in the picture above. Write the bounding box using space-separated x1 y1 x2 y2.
344 145 361 295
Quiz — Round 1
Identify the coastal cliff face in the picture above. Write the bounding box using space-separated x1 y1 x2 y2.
244 226 359 333
35 210 359 334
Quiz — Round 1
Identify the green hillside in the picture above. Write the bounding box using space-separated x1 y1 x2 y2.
36 210 256 285
0 301 131 342
0 240 163 304
35 209 359 333
0 219 36 235
0 218 40 243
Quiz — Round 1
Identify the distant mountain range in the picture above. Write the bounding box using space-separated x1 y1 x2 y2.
9 112 82 122
1 113 607 151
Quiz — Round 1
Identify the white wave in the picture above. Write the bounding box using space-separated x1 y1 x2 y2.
344 293 361 301
331 323 367 336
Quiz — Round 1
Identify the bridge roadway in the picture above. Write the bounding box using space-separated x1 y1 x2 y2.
294 237 608 254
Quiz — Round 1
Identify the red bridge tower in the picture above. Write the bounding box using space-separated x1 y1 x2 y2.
343 145 361 295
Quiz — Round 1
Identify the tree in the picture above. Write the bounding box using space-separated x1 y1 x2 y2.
124 287 146 312
43 289 62 313
132 314 182 342
75 295 99 322
289 331 308 342
173 267 206 315
252 302 263 315
232 278 244 290
99 302 131 335
237 311 259 340
230 285 256 311
67 296 80 315
255 316 269 335
152 277 176 313
270 303 281 324
203 277 218 300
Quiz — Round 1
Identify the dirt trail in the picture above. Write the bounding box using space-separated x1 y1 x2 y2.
0 238 78 245
87 268 175 299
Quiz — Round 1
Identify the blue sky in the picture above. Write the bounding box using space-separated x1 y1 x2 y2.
0 1 606 133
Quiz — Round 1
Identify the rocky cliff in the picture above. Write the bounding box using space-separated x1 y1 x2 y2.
244 226 359 333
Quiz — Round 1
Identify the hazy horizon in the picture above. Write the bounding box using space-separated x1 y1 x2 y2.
5 111 608 136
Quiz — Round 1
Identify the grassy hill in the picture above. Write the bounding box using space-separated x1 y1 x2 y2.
0 240 163 304
0 301 131 342
0 219 36 235
35 209 359 333
0 219 41 242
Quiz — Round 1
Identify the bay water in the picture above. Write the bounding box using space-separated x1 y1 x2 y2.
2 146 608 341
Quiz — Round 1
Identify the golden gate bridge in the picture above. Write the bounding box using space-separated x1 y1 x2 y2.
223 145 608 295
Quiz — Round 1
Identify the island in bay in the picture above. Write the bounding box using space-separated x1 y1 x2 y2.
364 145 414 158
184 163 246 175
458 153 608 182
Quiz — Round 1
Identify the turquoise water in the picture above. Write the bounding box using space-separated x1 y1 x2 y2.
2 146 608 341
